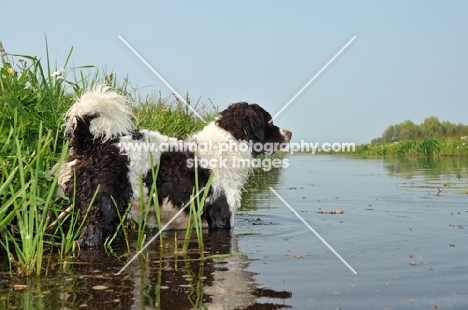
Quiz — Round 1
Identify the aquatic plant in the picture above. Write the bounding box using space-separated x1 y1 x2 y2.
0 122 65 276
415 139 439 156
182 167 214 254
0 41 215 276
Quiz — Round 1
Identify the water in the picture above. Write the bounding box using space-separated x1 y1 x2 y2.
1 155 467 309
237 155 468 309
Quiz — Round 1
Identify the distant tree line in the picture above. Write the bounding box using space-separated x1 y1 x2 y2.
372 117 468 143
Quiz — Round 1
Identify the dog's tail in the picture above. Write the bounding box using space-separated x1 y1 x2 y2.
64 86 135 142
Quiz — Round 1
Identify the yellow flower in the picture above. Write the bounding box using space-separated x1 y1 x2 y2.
7 68 13 75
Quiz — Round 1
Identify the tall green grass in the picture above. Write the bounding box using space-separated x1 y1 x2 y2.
0 45 71 141
182 167 214 254
0 41 219 276
0 118 68 276
0 41 110 275
132 92 217 138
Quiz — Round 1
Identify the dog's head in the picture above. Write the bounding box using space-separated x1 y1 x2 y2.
216 102 292 156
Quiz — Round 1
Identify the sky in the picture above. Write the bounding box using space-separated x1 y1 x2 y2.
1 0 467 144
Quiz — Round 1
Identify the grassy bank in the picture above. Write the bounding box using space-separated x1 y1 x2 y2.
0 42 216 276
293 137 468 157
355 137 468 156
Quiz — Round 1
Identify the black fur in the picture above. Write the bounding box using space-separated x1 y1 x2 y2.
216 102 291 157
143 151 231 229
62 99 291 247
140 102 291 230
64 114 132 248
143 151 211 211
202 193 231 229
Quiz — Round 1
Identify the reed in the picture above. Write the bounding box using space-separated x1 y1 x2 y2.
182 163 214 254
0 122 64 276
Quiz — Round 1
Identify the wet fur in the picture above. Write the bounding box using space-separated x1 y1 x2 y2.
63 114 133 247
59 88 292 247
129 102 292 229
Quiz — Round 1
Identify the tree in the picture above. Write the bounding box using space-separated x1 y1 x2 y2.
455 123 468 136
399 120 419 140
372 116 468 143
420 117 442 138
382 125 399 142
441 120 456 137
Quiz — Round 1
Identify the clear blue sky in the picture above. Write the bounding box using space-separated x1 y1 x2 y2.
1 0 467 144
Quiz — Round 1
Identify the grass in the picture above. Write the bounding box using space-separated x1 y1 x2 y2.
0 41 221 276
0 119 67 276
0 41 112 275
182 168 214 254
131 160 161 250
132 92 217 138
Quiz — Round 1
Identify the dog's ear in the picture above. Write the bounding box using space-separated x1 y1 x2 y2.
248 110 265 140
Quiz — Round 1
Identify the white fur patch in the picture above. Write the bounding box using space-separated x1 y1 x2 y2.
58 159 77 184
64 86 135 142
126 122 253 228
119 130 180 200
188 122 253 227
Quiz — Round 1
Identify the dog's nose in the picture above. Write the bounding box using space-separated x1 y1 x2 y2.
281 129 292 141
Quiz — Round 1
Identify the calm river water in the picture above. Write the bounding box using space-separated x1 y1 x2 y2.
1 154 467 310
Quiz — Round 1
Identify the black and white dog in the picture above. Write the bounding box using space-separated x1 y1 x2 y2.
59 87 292 247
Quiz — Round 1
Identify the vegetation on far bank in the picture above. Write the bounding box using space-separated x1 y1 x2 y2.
296 136 468 157
308 117 468 157
353 117 468 156
372 117 468 144
355 136 468 156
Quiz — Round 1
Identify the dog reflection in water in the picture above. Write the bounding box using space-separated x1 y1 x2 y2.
73 231 291 308
129 230 293 309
